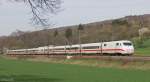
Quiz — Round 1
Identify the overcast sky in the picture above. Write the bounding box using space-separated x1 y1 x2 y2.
0 0 150 36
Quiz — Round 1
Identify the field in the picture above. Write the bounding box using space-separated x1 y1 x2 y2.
0 56 150 82
134 39 150 56
135 47 150 56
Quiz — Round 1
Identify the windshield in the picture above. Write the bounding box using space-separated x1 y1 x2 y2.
123 42 132 46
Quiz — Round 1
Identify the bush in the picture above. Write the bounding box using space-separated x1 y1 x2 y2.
132 37 144 48
132 37 150 48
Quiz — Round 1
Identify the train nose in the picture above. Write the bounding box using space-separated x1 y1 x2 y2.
127 48 134 53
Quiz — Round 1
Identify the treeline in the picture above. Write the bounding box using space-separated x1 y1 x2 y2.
1 14 150 52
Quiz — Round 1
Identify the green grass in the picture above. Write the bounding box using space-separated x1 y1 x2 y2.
0 57 150 82
133 38 150 56
135 47 150 56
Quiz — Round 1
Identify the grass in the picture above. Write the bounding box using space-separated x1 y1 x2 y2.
0 56 150 82
135 47 150 56
133 38 150 56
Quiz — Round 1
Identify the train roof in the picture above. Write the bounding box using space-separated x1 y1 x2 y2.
35 40 132 49
8 40 132 51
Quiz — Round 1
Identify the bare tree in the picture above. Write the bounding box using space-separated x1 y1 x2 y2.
9 0 62 26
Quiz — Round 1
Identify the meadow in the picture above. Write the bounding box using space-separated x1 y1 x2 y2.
134 39 150 56
0 56 150 82
135 47 150 56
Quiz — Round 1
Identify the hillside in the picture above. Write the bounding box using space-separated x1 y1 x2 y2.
0 14 150 50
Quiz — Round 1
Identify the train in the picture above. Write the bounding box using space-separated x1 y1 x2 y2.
6 40 134 56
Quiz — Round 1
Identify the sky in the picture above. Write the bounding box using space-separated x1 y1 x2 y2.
0 0 150 36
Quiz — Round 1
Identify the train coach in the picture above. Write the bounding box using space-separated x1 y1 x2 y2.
6 40 134 56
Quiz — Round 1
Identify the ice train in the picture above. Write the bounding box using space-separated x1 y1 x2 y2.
7 40 134 56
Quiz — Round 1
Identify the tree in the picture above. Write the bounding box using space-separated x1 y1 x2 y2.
111 19 129 40
42 28 52 54
138 16 144 29
78 24 84 55
8 0 61 26
78 24 84 43
53 29 59 45
65 28 73 55
54 29 59 38
112 19 128 26
65 28 72 45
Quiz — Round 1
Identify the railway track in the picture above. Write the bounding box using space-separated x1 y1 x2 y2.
65 55 150 61
8 54 150 61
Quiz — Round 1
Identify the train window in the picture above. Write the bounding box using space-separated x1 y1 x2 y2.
104 44 107 46
66 48 69 50
71 47 79 49
66 48 72 50
83 46 99 49
54 48 64 50
123 43 132 46
66 47 79 50
116 43 119 46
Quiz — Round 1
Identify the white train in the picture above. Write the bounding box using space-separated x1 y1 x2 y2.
7 40 134 56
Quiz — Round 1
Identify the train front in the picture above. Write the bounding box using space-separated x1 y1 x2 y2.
121 41 134 55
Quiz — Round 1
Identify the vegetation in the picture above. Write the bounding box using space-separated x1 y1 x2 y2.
135 47 150 56
0 14 150 55
65 28 73 45
132 38 150 56
1 57 150 82
4 0 61 26
78 24 84 44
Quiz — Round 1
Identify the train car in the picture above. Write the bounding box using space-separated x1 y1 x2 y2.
7 48 37 55
51 40 134 55
6 40 134 56
100 40 134 55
